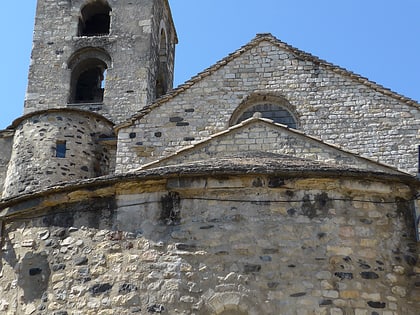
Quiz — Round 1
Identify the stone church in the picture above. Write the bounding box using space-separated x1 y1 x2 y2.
0 0 419 314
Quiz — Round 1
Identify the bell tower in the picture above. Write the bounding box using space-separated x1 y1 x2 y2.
3 0 177 198
24 0 177 123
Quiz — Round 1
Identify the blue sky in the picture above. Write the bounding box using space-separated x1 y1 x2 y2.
0 0 419 129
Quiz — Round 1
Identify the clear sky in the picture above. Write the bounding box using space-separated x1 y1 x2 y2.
0 0 419 130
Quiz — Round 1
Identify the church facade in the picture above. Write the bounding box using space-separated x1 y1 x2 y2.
0 1 419 314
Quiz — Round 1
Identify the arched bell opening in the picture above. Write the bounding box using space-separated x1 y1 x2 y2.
78 1 112 36
156 26 169 99
67 48 112 104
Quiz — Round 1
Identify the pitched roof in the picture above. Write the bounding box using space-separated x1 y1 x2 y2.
135 116 408 176
133 153 404 178
1 150 416 218
116 33 420 131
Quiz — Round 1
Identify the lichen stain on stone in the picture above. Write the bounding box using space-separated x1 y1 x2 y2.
292 178 338 190
116 180 166 194
252 177 264 187
160 191 181 225
267 176 284 188
301 192 331 219
67 190 94 202
42 209 74 228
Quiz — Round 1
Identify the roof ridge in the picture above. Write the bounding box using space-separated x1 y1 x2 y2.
115 34 265 131
266 35 419 106
115 33 420 131
135 117 408 176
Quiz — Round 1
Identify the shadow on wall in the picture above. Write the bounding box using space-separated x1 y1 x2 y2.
0 233 17 295
18 251 51 301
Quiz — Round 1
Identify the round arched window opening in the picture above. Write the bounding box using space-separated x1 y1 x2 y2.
67 48 112 104
230 94 298 129
78 1 112 36
73 60 107 103
156 26 168 99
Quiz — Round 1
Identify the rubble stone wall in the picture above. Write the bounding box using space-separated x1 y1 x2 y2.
1 174 419 314
2 111 114 198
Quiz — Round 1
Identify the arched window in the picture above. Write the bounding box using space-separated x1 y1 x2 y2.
73 60 106 103
156 27 168 98
230 93 298 129
68 48 112 104
78 1 111 36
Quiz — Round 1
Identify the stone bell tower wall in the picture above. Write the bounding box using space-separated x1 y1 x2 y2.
24 0 177 124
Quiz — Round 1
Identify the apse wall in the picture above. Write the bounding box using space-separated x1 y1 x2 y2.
0 171 418 314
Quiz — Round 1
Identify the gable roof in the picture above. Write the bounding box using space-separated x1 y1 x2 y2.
116 33 420 131
135 116 408 176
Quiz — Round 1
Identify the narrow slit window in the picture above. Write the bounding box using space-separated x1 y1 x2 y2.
56 141 67 158
156 28 168 99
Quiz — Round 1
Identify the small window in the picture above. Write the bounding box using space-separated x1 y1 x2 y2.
156 28 168 98
236 103 297 128
78 1 112 36
230 94 299 129
56 141 67 158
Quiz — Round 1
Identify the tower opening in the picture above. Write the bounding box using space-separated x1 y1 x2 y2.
75 66 105 103
70 59 107 104
78 1 111 36
156 28 168 99
67 48 111 104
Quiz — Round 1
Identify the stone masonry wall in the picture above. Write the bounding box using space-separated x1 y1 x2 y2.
145 119 401 174
2 111 114 198
0 131 13 198
149 0 176 102
25 0 176 124
117 39 420 174
0 174 419 314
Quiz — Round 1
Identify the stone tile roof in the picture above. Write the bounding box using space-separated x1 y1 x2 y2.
137 116 409 176
134 152 400 177
1 150 416 214
116 33 420 131
8 108 115 130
